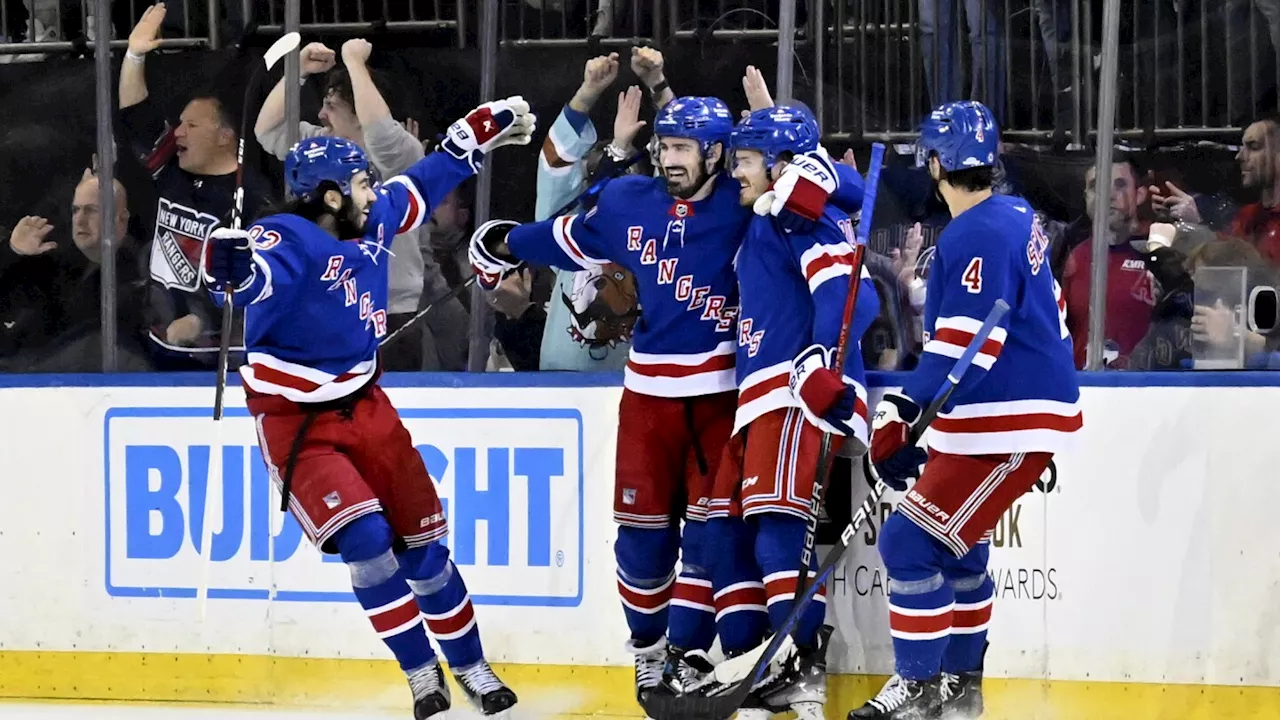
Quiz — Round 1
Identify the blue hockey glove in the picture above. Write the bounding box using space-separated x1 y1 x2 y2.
868 392 928 491
201 227 256 294
468 219 524 290
790 344 859 436
756 148 838 234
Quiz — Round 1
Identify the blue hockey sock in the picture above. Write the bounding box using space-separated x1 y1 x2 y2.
754 514 826 649
942 543 994 674
335 515 437 674
615 524 680 646
667 519 715 651
706 517 768 655
880 513 953 681
401 542 484 669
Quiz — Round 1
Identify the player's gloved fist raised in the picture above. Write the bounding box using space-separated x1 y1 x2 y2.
468 219 523 290
201 227 256 294
755 147 838 233
442 96 538 172
868 393 928 491
789 344 859 436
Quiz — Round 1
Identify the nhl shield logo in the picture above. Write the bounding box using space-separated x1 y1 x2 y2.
622 488 637 505
323 491 342 509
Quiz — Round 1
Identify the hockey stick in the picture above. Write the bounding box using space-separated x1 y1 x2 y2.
201 31 302 621
791 142 885 611
640 303 1010 720
379 275 478 348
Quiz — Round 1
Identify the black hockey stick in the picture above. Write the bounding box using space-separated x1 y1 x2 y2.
639 294 1010 720
201 31 301 619
379 274 478 348
791 142 885 612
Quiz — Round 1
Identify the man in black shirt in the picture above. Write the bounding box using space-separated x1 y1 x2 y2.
119 2 272 369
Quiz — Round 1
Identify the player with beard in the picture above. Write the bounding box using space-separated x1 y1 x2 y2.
469 95 866 710
201 98 535 720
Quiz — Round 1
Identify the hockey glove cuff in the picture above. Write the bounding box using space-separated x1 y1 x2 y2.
790 344 858 436
201 227 257 295
765 148 838 234
468 219 523 290
869 392 927 491
442 96 538 173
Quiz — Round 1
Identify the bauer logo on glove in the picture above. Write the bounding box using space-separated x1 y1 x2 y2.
442 96 538 172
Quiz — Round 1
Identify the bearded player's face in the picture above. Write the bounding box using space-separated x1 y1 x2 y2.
660 137 713 199
346 171 377 231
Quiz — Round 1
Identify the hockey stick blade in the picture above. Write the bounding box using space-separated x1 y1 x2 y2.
263 32 301 72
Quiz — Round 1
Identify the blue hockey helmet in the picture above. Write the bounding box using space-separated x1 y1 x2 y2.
729 104 821 169
285 136 370 201
654 96 734 156
914 100 999 172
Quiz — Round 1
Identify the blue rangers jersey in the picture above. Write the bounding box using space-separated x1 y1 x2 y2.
507 173 747 397
902 194 1082 455
506 165 866 398
211 152 474 403
734 207 880 441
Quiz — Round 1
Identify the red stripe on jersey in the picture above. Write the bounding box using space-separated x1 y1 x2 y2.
803 250 853 283
617 579 674 611
889 607 954 635
369 595 421 635
397 186 422 234
933 327 1004 358
425 596 476 638
737 372 788 407
853 394 869 421
953 602 993 631
932 411 1083 434
248 364 361 393
627 352 735 379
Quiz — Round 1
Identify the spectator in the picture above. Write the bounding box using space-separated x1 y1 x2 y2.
918 0 1005 124
425 183 475 305
511 51 660 371
119 3 272 369
1224 116 1280 267
1186 237 1276 367
0 170 150 372
1063 158 1157 369
255 39 468 371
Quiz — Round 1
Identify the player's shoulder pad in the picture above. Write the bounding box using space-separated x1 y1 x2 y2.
596 174 660 204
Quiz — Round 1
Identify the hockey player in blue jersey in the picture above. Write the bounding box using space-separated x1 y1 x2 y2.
201 97 536 720
850 101 1082 720
469 94 865 708
705 104 879 720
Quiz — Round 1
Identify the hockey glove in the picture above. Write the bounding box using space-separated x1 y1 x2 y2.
868 393 928 491
755 147 838 234
468 219 524 290
201 227 256 294
442 96 538 173
789 344 858 436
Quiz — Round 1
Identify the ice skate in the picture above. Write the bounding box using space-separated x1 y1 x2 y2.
452 659 518 717
939 642 986 719
408 659 451 720
626 636 668 711
847 674 943 720
760 625 831 720
659 644 715 694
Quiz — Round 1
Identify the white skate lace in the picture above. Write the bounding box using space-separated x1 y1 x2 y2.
627 640 666 690
457 661 505 696
407 661 443 699
868 674 911 712
939 672 961 702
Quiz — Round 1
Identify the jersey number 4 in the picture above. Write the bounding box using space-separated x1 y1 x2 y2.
962 257 983 294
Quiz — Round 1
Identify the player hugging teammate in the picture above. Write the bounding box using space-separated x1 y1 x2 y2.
470 57 872 719
201 97 536 720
